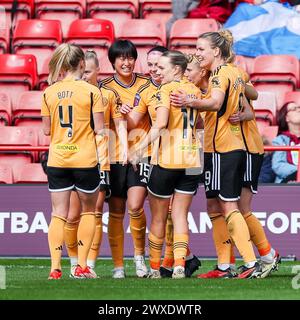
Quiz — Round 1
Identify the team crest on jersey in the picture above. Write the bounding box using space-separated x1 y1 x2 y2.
155 92 162 102
102 97 108 106
115 97 122 114
211 77 221 88
133 93 141 107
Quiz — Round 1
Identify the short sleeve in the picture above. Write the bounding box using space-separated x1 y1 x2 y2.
210 73 229 93
41 92 50 116
155 85 170 110
92 88 104 113
107 91 122 120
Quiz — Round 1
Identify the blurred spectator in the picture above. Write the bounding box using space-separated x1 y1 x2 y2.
187 0 233 23
166 1 200 37
186 1 265 24
258 136 276 183
272 102 300 183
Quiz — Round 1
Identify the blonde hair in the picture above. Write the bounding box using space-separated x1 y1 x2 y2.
84 49 99 67
162 50 188 73
198 29 235 63
48 43 85 85
185 53 202 65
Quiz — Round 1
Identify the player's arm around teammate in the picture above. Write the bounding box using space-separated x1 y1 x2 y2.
171 31 263 279
121 47 200 278
121 47 198 278
131 51 203 279
42 44 104 280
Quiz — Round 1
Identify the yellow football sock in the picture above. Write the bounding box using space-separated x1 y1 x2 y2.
173 233 189 267
148 231 164 270
77 212 96 269
87 212 103 262
162 209 174 268
108 211 124 268
209 212 232 265
243 211 271 257
48 215 66 271
225 210 256 264
129 208 146 256
64 220 79 261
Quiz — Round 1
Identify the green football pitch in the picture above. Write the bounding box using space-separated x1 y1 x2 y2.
0 258 299 300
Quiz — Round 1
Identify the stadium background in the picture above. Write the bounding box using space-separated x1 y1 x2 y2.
0 0 299 260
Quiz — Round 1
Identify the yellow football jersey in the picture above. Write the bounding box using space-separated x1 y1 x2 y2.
237 68 264 155
241 104 264 154
101 73 151 161
98 85 123 170
41 76 104 168
155 78 203 169
132 79 159 163
204 64 246 153
134 79 159 123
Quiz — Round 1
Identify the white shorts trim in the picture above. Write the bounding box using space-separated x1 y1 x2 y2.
147 186 173 199
75 183 100 194
218 194 240 202
174 188 196 195
250 185 257 194
49 185 74 192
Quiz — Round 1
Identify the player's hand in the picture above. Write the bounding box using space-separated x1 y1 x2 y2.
228 112 242 125
170 89 189 107
121 149 128 166
120 104 133 114
129 150 142 171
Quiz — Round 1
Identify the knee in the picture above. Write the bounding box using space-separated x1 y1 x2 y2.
128 206 143 216
207 200 220 213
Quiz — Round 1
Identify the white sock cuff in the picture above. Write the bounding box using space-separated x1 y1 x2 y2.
70 257 78 266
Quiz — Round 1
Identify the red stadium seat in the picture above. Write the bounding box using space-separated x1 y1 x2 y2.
117 19 166 73
0 0 34 29
13 163 47 183
252 83 291 111
0 91 12 126
0 127 38 169
12 91 43 127
117 18 166 45
87 0 138 33
242 56 255 75
0 164 13 184
98 55 115 79
255 118 272 134
37 127 50 146
169 18 219 54
38 56 51 90
0 18 9 54
234 55 248 74
35 0 86 38
0 54 38 109
260 125 279 142
12 20 62 76
251 55 299 90
66 19 115 61
283 91 300 108
253 91 277 125
140 0 172 24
